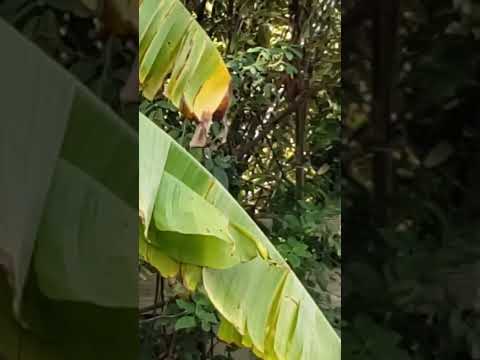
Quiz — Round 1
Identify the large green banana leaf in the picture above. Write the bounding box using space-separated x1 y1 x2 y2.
138 1 339 358
0 18 137 359
139 114 340 360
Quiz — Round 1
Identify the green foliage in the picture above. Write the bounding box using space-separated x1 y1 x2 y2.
140 1 341 357
175 293 218 332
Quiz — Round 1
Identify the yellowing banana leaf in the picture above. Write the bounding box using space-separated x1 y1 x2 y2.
139 113 340 360
139 0 232 146
181 263 202 292
140 224 180 278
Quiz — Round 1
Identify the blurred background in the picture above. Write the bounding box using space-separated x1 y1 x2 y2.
343 1 480 359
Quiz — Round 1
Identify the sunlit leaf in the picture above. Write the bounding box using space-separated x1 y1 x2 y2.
139 0 232 147
175 315 197 330
140 114 340 360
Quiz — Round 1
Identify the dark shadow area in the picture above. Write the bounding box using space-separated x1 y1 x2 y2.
0 2 138 359
343 1 480 359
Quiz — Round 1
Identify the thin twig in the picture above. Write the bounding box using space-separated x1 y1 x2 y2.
237 92 308 159
139 311 188 324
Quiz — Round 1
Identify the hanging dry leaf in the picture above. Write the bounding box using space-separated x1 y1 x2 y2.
139 0 232 147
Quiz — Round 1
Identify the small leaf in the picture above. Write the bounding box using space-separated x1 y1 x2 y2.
175 316 197 330
193 292 210 307
293 245 311 258
205 156 214 170
201 320 211 332
317 164 330 175
176 299 195 314
246 46 262 53
423 142 454 168
196 308 217 324
283 215 300 228
285 63 298 76
288 47 303 58
288 254 301 268
277 244 291 255
213 167 229 189
211 122 221 137
287 237 303 248
214 155 232 169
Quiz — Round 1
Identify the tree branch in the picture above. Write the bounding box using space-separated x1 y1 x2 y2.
237 92 307 160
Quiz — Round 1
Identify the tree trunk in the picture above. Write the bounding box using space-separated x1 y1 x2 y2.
290 0 307 201
295 98 307 201
371 0 400 225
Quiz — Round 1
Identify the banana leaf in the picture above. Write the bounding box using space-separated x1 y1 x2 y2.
139 113 340 360
139 0 232 146
0 18 138 359
138 1 340 358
